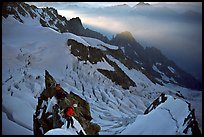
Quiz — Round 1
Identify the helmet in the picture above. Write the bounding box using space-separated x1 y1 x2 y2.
73 104 77 108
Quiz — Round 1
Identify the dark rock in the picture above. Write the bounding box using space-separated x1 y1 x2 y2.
33 70 100 135
67 39 136 89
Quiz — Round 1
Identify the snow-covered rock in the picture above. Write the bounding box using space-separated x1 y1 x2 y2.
121 95 200 135
2 3 202 135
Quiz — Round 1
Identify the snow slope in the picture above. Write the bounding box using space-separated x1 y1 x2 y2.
2 112 33 135
44 128 77 135
2 15 202 135
121 95 191 135
44 117 86 135
81 36 119 50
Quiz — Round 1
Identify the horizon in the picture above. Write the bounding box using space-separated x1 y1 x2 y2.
27 2 202 8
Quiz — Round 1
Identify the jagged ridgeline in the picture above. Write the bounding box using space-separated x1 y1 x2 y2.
143 93 201 135
2 2 202 135
2 2 202 90
2 2 109 43
33 70 100 135
109 31 202 90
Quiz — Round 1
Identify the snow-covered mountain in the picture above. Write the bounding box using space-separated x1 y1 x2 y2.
109 31 202 90
2 2 109 42
135 2 151 6
2 2 202 91
2 2 202 135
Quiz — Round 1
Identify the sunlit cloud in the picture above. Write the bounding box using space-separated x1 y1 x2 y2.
58 10 77 20
58 10 128 34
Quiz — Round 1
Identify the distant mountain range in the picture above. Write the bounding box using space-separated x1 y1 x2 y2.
2 2 202 90
95 2 201 22
2 2 202 135
135 2 151 6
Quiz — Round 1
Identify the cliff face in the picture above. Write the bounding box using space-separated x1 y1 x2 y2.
33 70 100 135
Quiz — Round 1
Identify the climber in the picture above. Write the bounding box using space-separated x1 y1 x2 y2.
55 83 66 102
64 103 77 128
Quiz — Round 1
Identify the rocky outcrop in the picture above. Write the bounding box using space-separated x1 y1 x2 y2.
67 39 136 89
144 93 167 115
67 39 104 64
33 70 100 135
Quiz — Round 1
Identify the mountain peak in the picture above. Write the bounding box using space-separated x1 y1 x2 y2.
109 31 137 47
116 4 130 7
69 17 83 28
117 31 134 39
136 2 151 6
70 16 81 22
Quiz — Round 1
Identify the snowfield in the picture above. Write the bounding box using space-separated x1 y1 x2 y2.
81 36 119 50
44 117 86 135
121 95 191 135
2 15 202 135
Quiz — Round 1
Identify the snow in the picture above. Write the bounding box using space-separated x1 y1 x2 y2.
156 62 162 66
120 46 125 53
165 83 203 133
152 64 176 83
169 77 177 83
121 95 190 135
107 55 153 86
81 36 119 50
122 109 176 135
168 66 176 73
44 128 76 135
2 94 35 131
134 60 143 65
2 13 202 135
67 33 92 47
2 112 33 135
152 64 162 74
45 96 58 113
93 58 115 71
134 51 138 56
12 90 38 110
45 117 86 135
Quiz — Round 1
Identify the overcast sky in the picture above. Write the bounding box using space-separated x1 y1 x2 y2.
28 2 202 81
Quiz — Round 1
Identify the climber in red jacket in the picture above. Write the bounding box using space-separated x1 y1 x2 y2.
64 104 77 128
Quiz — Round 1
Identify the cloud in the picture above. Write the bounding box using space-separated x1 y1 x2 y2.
58 9 129 34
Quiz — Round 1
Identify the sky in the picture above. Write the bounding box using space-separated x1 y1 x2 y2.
27 2 202 82
28 2 202 8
